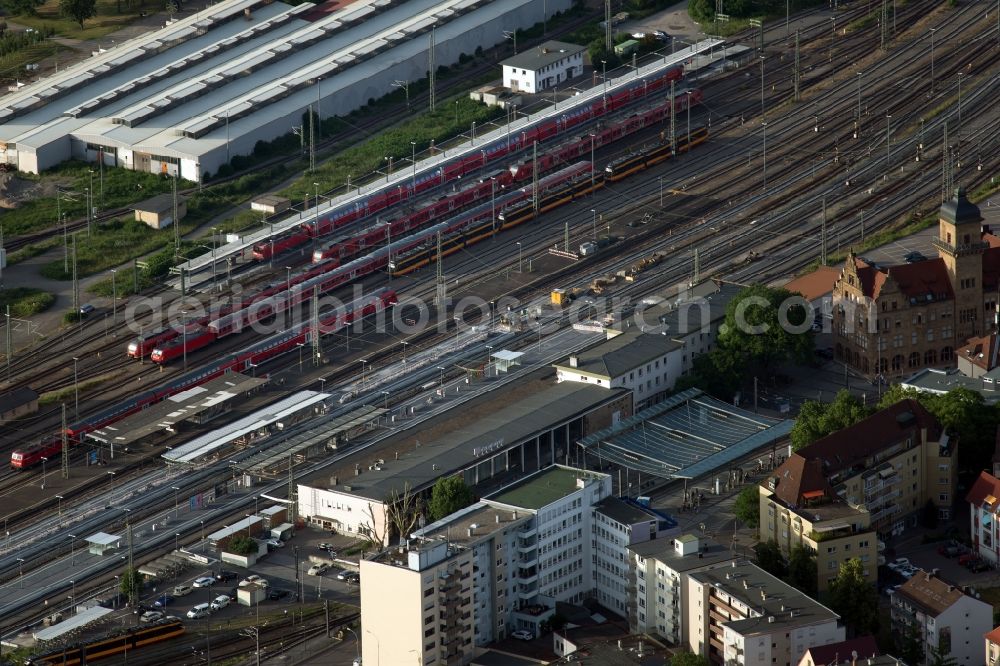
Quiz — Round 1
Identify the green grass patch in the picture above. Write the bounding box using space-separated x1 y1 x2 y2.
846 11 879 32
40 216 181 280
0 287 55 317
39 374 119 404
1 162 193 236
279 97 504 202
11 0 146 41
5 237 59 265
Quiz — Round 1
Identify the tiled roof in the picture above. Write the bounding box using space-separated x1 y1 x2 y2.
965 471 1000 507
769 456 831 507
802 636 879 666
896 572 965 616
961 332 1000 371
782 266 840 302
847 254 954 303
985 625 1000 646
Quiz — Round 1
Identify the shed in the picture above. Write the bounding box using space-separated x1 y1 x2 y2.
237 583 267 607
134 193 187 230
258 505 288 529
491 349 524 374
614 40 640 57
84 531 121 555
251 195 290 216
0 386 38 424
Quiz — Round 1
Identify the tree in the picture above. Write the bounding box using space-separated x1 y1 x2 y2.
428 476 474 521
59 0 96 28
386 483 424 544
898 625 924 665
753 540 787 578
734 485 760 529
790 390 872 451
717 284 814 370
119 567 143 606
787 545 817 597
359 502 387 549
927 645 957 666
670 652 710 666
828 558 879 635
673 348 744 401
227 534 257 556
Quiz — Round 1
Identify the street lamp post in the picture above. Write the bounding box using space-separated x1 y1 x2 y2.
56 494 64 518
69 534 77 566
658 177 664 207
175 533 180 552
437 366 445 391
929 28 937 94
72 357 80 416
107 471 116 496
590 209 597 240
181 310 189 372
410 141 417 194
343 627 361 665
17 558 24 587
490 177 497 235
110 269 117 326
516 241 522 273
589 133 596 190
172 486 180 520
886 113 892 171
381 390 389 410
313 182 319 211
40 456 47 489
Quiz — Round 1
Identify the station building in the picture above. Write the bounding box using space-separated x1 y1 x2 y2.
296 369 631 544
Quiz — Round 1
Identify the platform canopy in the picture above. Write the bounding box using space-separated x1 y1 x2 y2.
580 388 793 480
491 349 524 373
33 606 113 642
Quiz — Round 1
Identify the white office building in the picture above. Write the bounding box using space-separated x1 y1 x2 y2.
500 40 585 93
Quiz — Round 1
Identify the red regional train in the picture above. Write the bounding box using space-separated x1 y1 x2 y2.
12 289 397 468
250 66 685 261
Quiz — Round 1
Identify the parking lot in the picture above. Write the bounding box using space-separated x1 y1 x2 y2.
132 528 362 626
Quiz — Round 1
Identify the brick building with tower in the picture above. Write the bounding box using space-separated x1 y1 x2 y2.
832 187 1000 379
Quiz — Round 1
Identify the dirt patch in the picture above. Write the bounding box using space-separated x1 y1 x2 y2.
0 172 62 209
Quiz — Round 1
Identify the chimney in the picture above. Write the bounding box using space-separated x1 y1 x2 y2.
743 580 748 589
332 476 339 486
569 356 579 368
495 514 501 523
354 464 361 476
395 451 399 460
761 590 766 601
513 511 518 520
467 527 474 537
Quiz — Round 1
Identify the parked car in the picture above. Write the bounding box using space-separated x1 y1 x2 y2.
140 610 164 623
193 577 216 588
153 594 175 608
215 570 238 583
308 563 330 576
904 251 927 263
268 589 290 601
958 553 977 566
511 630 534 641
173 585 192 597
336 570 353 581
187 603 211 619
79 304 95 316
892 557 911 568
239 575 268 588
210 595 231 611
344 572 360 584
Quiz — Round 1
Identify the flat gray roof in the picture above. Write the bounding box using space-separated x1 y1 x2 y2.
302 371 628 501
88 372 265 446
555 330 681 379
903 367 1000 403
501 40 586 71
581 388 793 479
630 536 735 573
691 561 839 633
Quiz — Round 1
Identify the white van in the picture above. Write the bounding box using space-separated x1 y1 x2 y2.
210 595 230 611
186 603 211 619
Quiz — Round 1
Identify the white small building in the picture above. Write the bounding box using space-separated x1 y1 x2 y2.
891 571 992 666
501 40 586 94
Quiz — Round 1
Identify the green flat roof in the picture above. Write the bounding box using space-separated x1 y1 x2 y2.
489 466 586 510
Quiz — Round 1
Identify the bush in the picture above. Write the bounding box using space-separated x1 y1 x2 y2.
227 534 258 556
0 287 55 317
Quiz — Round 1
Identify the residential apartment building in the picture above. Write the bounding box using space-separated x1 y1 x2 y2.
409 502 532 645
592 496 678 616
965 469 1000 565
832 187 1000 380
364 464 614 662
630 535 735 644
796 636 880 666
686 561 845 666
759 399 955 589
360 538 475 666
890 571 992 666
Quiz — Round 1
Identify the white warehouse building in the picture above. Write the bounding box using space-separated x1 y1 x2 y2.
0 0 570 180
